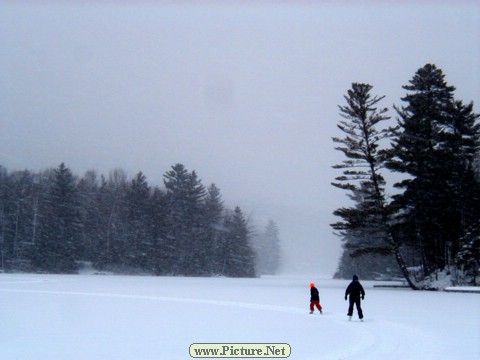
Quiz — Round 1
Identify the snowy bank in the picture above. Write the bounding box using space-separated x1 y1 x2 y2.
444 286 480 293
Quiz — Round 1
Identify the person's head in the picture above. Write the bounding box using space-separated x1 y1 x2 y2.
353 275 359 281
309 282 315 288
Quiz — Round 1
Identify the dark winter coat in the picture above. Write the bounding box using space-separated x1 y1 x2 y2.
345 280 365 300
310 287 320 302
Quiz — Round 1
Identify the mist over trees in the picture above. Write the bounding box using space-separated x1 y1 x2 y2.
253 220 281 275
332 64 480 288
0 163 278 277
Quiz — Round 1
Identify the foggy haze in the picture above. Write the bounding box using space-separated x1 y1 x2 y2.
1 1 479 276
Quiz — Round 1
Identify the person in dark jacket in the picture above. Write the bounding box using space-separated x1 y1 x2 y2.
309 282 323 314
345 275 365 321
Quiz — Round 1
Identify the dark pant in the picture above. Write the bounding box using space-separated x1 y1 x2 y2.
348 297 363 319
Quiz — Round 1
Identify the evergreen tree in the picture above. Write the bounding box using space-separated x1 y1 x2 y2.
0 168 47 271
0 163 265 277
93 169 128 269
77 170 101 262
221 207 256 277
108 169 130 269
204 183 225 275
124 172 152 270
455 220 480 285
148 186 168 275
35 163 82 272
441 100 480 240
255 220 281 275
333 184 402 280
163 164 206 275
332 83 418 288
387 64 480 276
0 170 36 266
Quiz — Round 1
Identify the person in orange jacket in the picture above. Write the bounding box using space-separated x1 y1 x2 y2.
309 282 323 314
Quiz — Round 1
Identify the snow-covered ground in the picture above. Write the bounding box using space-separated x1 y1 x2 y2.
0 273 478 359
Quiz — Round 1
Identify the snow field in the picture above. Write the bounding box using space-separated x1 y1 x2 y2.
0 274 478 359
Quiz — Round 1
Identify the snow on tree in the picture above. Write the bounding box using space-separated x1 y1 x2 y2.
455 220 480 286
387 63 480 278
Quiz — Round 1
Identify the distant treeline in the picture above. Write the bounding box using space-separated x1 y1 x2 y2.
0 163 281 277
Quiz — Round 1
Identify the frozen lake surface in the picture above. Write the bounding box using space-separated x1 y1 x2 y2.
0 273 478 359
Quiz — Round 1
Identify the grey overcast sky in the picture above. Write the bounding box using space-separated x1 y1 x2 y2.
1 1 479 276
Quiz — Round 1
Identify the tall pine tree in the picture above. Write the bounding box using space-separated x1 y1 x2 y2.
204 183 225 275
124 172 152 270
220 207 256 278
332 83 418 288
163 164 206 275
387 64 480 277
35 163 82 272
